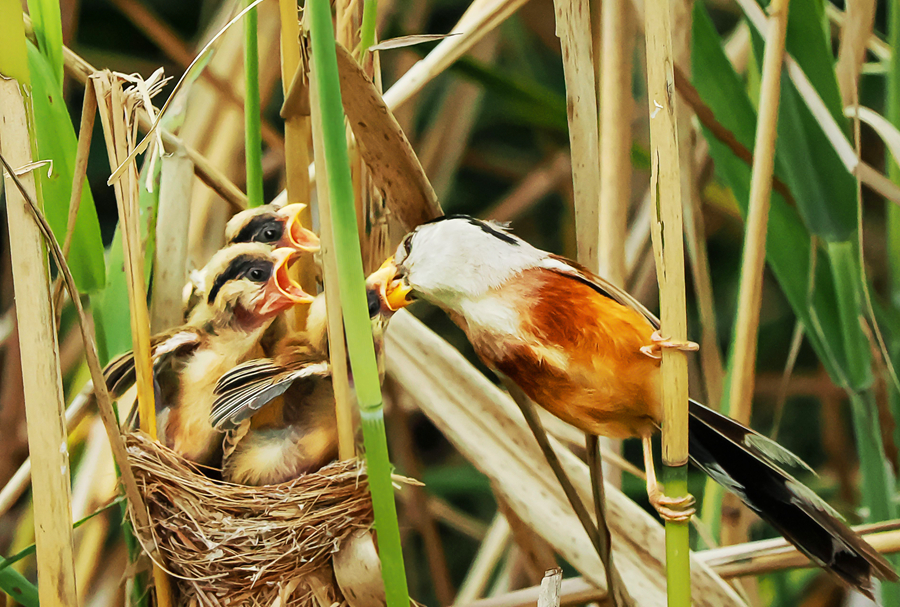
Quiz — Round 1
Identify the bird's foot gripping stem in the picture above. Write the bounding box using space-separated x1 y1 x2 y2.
642 434 695 522
640 330 699 360
649 489 696 523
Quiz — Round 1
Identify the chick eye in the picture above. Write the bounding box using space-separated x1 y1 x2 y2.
260 226 281 243
247 267 268 282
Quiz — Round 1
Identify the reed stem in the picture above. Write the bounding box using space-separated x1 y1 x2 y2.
643 0 691 602
307 0 409 604
244 0 264 207
721 0 790 551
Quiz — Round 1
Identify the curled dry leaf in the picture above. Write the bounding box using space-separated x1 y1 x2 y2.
334 42 442 230
368 33 462 52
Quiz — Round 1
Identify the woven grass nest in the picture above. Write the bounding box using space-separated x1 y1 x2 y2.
125 432 375 607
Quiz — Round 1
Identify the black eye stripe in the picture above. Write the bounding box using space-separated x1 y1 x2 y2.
207 255 273 304
229 215 283 244
402 234 413 257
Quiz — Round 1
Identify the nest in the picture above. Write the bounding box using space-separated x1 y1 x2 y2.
125 432 374 607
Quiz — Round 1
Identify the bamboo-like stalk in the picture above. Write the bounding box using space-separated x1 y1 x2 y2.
552 0 600 271
0 151 149 547
550 11 627 600
278 0 316 331
244 0 264 207
307 2 409 605
359 0 378 59
91 71 173 607
643 0 691 602
0 72 78 607
722 0 790 549
598 0 632 286
597 0 634 492
309 67 356 462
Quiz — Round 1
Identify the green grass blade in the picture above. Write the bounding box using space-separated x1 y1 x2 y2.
0 0 30 84
27 41 106 292
0 565 38 607
889 0 900 307
747 24 855 244
359 0 378 57
691 5 843 380
244 0 264 208
25 0 63 87
307 1 409 605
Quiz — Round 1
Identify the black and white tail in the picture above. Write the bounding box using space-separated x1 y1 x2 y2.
688 399 897 597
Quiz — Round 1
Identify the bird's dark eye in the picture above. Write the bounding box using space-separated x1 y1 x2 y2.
398 233 413 262
247 267 269 282
367 288 381 317
257 223 282 244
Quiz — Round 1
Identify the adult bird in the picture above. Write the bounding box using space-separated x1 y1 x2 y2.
105 242 314 466
367 214 897 597
209 289 389 485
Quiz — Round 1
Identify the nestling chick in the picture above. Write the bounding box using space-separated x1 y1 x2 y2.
210 289 388 485
105 243 314 466
368 215 898 597
182 203 320 317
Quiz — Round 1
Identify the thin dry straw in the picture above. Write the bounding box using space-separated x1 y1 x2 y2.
722 0 791 549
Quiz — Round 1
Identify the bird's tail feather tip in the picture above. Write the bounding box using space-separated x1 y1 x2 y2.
688 399 897 595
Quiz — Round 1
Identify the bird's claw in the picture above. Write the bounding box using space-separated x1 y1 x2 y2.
650 492 696 523
640 330 699 360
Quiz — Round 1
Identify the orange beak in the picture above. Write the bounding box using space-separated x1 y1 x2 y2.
366 257 414 311
277 203 320 252
258 247 316 316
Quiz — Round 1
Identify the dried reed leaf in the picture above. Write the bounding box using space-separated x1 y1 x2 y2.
334 42 441 229
150 151 193 332
835 0 876 106
384 311 745 606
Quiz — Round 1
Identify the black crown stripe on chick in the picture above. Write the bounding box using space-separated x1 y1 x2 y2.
229 213 283 245
207 255 272 304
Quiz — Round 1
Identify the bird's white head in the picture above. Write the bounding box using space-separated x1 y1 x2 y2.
369 215 545 311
